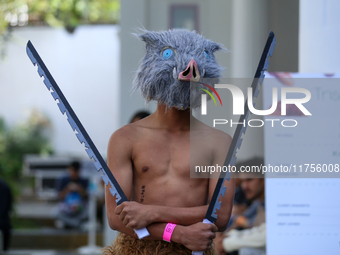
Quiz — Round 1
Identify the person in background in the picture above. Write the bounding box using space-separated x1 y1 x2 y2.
0 178 12 251
215 158 266 255
55 161 89 229
231 158 265 230
129 110 150 123
231 171 249 216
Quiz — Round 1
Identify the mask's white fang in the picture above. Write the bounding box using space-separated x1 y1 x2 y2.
202 69 205 78
173 67 177 79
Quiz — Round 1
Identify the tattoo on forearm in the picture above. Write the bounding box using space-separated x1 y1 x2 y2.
140 185 145 203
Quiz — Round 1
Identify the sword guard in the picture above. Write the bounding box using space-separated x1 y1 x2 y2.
134 227 150 239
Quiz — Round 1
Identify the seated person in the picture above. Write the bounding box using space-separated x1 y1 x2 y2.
55 161 89 229
232 159 265 229
231 173 249 216
215 158 266 255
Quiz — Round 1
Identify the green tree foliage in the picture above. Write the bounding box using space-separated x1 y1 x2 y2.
0 0 120 55
26 0 120 31
0 111 53 195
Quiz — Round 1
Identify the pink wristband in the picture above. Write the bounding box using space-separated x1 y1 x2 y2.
163 223 177 242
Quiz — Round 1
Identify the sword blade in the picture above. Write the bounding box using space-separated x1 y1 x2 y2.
205 32 276 223
26 40 128 204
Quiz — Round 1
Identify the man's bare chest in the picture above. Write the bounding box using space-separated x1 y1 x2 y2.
131 133 190 177
131 131 213 178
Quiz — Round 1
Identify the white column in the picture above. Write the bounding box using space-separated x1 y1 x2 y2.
230 0 268 78
230 0 268 161
299 0 340 72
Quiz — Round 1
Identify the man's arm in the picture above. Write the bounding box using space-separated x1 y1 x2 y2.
115 202 208 229
105 126 217 251
105 126 133 232
107 186 217 251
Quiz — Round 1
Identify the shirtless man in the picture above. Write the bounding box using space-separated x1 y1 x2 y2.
103 29 234 255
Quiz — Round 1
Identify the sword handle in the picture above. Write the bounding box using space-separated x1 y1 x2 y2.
192 219 213 255
134 227 150 239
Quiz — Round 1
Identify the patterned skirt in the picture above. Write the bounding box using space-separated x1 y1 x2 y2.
102 233 218 255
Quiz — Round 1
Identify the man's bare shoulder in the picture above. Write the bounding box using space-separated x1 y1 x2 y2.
206 126 232 152
192 118 232 147
108 117 153 146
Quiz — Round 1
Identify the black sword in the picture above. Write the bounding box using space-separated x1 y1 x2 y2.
192 31 276 255
26 41 150 239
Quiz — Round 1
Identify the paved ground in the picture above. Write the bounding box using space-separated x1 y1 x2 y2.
10 228 103 251
10 201 105 253
15 202 57 219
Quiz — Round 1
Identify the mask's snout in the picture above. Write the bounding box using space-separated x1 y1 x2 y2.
178 59 200 82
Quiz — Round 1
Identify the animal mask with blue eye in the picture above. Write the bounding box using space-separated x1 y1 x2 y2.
162 48 174 60
134 29 224 110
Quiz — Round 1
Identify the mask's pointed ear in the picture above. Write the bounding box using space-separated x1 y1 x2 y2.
134 30 158 48
209 41 228 53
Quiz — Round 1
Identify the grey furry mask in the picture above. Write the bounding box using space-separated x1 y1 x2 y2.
133 29 224 110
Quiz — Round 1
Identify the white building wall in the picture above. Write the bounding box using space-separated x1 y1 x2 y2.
0 25 120 157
